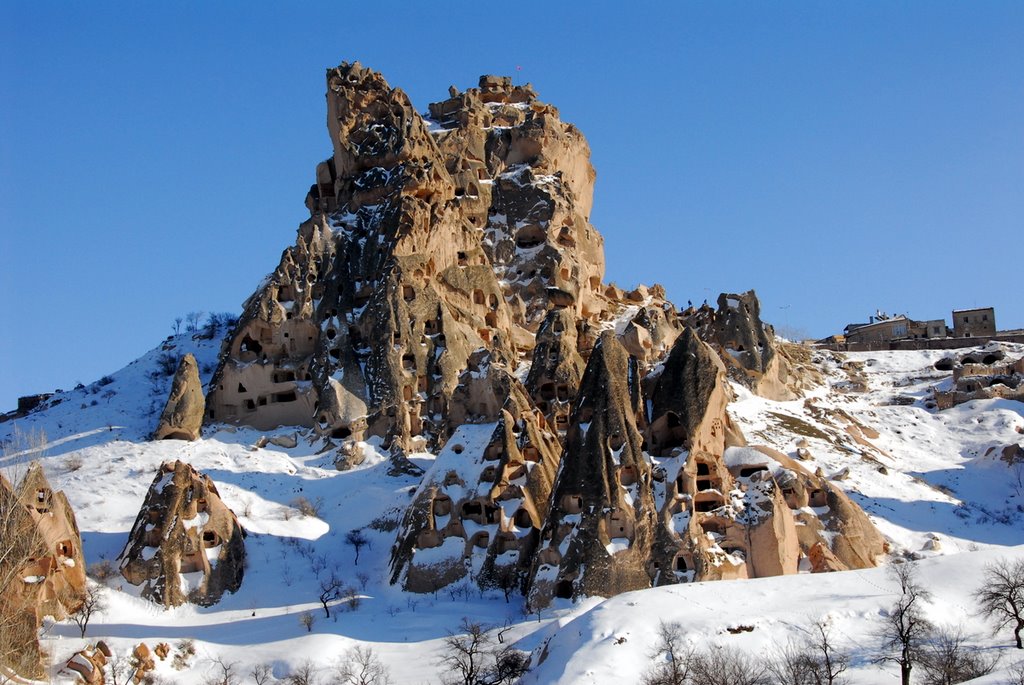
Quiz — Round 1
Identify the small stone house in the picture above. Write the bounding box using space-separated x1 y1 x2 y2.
952 307 995 338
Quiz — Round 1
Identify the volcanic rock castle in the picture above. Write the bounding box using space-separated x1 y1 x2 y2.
201 62 885 603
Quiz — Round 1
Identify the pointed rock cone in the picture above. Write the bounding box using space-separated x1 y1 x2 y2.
153 353 205 440
118 460 246 607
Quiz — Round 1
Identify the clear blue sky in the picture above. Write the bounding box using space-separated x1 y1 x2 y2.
2 2 1022 409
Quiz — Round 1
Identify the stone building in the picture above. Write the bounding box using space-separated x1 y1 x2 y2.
952 307 996 338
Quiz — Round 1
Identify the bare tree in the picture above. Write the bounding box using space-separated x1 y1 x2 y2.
345 530 369 565
185 311 203 333
70 583 105 637
768 618 849 685
251 663 274 685
332 645 392 685
1008 660 1024 685
173 316 183 335
916 626 999 685
438 618 490 685
642 620 695 685
976 558 1024 649
766 639 817 685
288 660 319 685
204 655 240 685
481 646 530 685
319 574 344 618
299 611 316 633
876 562 933 685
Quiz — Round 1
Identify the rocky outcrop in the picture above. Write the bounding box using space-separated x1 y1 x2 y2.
192 62 884 607
389 379 561 594
118 461 246 607
681 290 816 400
206 64 611 454
153 353 205 441
933 346 1024 409
0 465 87 680
527 332 656 606
525 307 585 432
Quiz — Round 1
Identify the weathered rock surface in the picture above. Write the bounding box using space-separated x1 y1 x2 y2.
389 378 562 594
153 353 205 440
191 62 886 606
207 64 610 454
0 464 87 680
118 460 246 607
527 331 655 606
681 290 818 400
933 345 1024 409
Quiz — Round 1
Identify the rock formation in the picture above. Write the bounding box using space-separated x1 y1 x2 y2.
389 377 562 594
118 460 246 607
933 345 1024 409
527 331 656 606
191 61 885 605
680 290 818 400
0 464 87 680
206 63 609 454
153 353 205 441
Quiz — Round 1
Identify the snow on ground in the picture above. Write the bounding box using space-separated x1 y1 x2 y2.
3 335 1024 683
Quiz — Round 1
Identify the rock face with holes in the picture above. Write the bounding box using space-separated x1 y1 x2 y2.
0 465 87 680
193 62 883 605
680 290 816 401
389 378 562 594
933 346 1024 409
206 63 609 453
527 331 658 607
118 461 246 608
153 353 206 441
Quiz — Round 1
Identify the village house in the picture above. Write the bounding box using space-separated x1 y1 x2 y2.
952 307 996 338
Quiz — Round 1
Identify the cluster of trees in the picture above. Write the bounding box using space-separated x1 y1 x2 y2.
171 311 239 339
643 559 1024 685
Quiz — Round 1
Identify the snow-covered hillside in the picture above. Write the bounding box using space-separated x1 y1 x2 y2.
3 335 1024 684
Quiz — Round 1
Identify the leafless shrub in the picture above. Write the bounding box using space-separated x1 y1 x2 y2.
367 511 401 533
344 585 361 612
916 626 999 685
62 454 84 472
156 353 181 377
291 496 323 518
300 611 316 632
172 639 196 670
688 645 769 685
0 433 48 677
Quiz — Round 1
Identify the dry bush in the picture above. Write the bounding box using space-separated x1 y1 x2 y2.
290 496 323 518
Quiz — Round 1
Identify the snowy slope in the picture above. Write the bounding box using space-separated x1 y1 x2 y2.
3 335 1024 683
